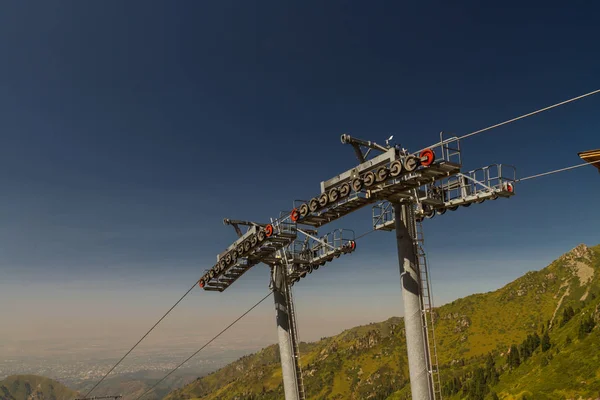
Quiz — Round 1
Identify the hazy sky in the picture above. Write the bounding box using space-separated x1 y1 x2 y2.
1 1 599 364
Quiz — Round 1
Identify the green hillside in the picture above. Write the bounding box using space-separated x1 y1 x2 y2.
0 375 79 400
164 243 600 400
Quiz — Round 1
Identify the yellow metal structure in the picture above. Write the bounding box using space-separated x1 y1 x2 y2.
578 149 600 173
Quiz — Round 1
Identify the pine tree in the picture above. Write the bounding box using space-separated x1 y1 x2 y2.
485 353 499 386
560 306 575 327
508 344 521 368
578 315 596 338
468 367 489 400
541 331 551 352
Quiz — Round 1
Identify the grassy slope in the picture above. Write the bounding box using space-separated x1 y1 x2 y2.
164 244 600 400
435 244 600 365
495 307 600 400
0 375 79 400
490 244 600 400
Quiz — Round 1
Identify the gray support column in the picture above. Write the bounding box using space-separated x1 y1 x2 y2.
393 203 431 400
272 265 300 400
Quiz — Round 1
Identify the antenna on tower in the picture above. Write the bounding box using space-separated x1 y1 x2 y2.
385 135 394 147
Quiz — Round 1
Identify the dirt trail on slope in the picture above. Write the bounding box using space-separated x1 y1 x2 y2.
550 284 570 329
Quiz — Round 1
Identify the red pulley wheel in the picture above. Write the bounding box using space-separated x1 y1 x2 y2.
265 224 274 237
199 279 205 288
350 240 356 251
419 149 435 167
506 182 514 193
290 208 300 222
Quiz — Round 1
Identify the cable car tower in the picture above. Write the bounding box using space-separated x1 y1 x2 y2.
196 132 516 400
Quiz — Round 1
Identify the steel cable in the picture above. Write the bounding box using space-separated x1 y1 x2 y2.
134 291 274 400
84 281 199 397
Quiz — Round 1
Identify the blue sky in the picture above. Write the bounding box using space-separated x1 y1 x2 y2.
1 1 599 357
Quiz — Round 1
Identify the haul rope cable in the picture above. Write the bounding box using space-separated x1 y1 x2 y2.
458 88 600 141
84 280 199 397
135 291 274 400
517 159 600 182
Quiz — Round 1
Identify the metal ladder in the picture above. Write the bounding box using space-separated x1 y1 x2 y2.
414 217 443 399
285 282 306 400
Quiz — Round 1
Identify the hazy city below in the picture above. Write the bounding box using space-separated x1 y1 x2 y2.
0 338 269 390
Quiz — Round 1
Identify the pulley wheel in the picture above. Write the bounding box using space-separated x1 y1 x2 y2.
390 160 403 177
299 203 309 217
404 155 418 172
328 188 339 203
290 208 300 222
243 240 251 252
436 208 446 216
351 178 363 192
209 269 215 279
476 198 485 204
376 167 389 182
219 259 226 271
462 202 471 208
225 253 232 265
265 224 274 237
231 250 238 263
198 279 205 288
236 245 244 256
250 235 258 247
363 171 376 187
318 193 328 207
313 264 319 270
257 230 266 242
339 182 351 198
449 205 459 211
425 209 435 219
309 198 319 212
419 148 435 167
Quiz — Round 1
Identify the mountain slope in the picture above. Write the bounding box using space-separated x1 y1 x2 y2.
435 243 600 364
164 244 600 400
0 375 79 400
493 300 600 399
